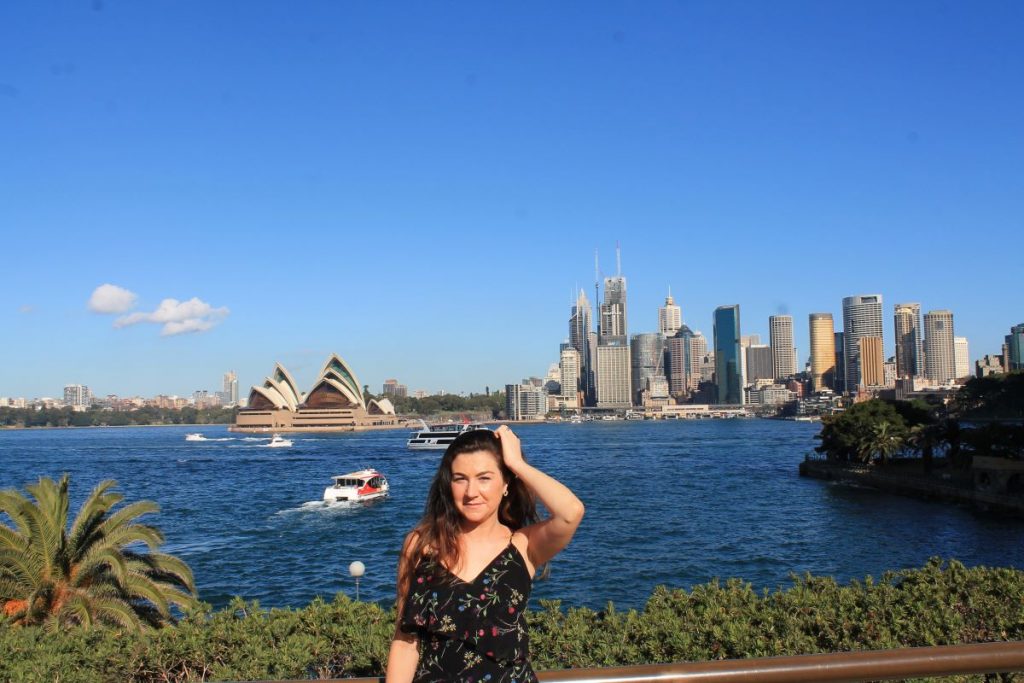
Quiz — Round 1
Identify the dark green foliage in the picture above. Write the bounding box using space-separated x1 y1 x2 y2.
2 560 1023 681
385 392 507 420
816 399 912 464
953 373 1024 420
0 406 237 428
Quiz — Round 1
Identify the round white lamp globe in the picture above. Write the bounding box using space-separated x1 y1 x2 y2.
349 561 366 578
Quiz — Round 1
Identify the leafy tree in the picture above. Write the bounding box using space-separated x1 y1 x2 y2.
816 399 908 464
0 474 197 631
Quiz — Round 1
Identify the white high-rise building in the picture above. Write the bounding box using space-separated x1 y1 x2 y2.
924 310 956 385
559 347 581 401
769 315 797 380
954 336 970 381
223 371 239 405
842 294 884 392
63 384 91 408
505 383 547 420
658 290 682 337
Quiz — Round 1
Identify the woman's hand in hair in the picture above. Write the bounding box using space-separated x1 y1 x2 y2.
495 425 526 473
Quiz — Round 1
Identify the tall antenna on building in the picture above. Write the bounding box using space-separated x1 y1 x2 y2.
616 241 622 277
594 248 601 336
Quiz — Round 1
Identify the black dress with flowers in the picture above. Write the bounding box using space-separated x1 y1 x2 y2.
400 542 537 683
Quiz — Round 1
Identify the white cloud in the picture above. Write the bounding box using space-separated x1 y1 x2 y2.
114 297 229 336
88 284 138 314
18 305 33 314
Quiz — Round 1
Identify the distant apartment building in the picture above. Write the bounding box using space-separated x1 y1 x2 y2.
842 294 884 392
714 305 743 405
658 291 682 337
223 371 239 405
924 310 956 385
746 383 796 406
976 354 1005 378
769 315 797 380
63 384 91 408
883 358 898 388
894 303 924 378
505 383 547 421
808 313 836 393
954 337 970 380
857 336 885 388
744 345 774 382
382 379 408 398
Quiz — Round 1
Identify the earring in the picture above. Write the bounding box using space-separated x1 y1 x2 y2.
503 489 509 497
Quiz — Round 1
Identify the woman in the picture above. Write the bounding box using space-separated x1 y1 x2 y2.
386 425 584 683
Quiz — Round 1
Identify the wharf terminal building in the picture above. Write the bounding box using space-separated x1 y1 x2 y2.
232 354 400 432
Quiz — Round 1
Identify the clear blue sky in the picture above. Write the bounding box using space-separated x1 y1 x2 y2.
2 1 1022 398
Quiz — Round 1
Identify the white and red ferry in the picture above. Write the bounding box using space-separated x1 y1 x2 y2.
323 469 389 503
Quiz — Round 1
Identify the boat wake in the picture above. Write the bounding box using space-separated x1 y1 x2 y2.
275 500 370 516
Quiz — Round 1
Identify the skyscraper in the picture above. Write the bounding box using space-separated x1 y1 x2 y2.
834 332 846 394
769 315 796 380
924 310 956 385
808 313 836 393
954 337 970 380
600 276 628 341
630 333 664 404
842 294 884 392
667 326 691 396
893 303 924 379
713 305 742 405
559 347 581 404
658 290 682 337
596 250 630 408
569 290 594 405
858 336 884 388
1006 324 1024 371
223 370 239 405
596 342 632 408
689 331 707 391
745 345 774 382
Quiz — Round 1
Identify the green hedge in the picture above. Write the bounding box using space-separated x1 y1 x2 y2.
2 559 1022 682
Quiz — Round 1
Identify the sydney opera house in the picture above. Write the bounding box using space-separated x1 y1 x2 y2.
232 354 400 432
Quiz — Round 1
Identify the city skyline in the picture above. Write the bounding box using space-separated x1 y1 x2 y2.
3 2 1022 398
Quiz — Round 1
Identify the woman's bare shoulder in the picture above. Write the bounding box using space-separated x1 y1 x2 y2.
510 529 536 576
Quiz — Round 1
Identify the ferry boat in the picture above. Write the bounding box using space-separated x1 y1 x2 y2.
265 434 293 448
323 469 389 503
184 433 206 441
406 420 484 450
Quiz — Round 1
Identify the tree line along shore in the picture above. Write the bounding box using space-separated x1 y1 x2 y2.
0 391 508 428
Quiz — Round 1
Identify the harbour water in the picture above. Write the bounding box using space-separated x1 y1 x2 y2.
2 420 1023 611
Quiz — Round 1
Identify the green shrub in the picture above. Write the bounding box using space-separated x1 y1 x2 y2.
1 559 1022 682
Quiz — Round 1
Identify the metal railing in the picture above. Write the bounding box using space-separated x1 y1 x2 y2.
255 640 1024 682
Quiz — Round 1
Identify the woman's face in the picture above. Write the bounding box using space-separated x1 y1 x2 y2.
450 450 507 526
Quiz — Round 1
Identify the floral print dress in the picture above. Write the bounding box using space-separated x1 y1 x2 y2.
400 542 537 683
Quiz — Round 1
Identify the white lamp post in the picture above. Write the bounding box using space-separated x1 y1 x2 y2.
349 560 366 601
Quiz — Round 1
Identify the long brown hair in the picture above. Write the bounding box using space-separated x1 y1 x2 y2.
397 429 539 608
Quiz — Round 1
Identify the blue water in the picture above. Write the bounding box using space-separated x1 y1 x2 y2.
2 421 1023 611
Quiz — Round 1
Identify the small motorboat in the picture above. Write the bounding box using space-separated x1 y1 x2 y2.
185 433 206 441
323 469 389 503
265 433 293 448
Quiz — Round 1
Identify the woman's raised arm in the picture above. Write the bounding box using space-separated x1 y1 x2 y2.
495 425 584 569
